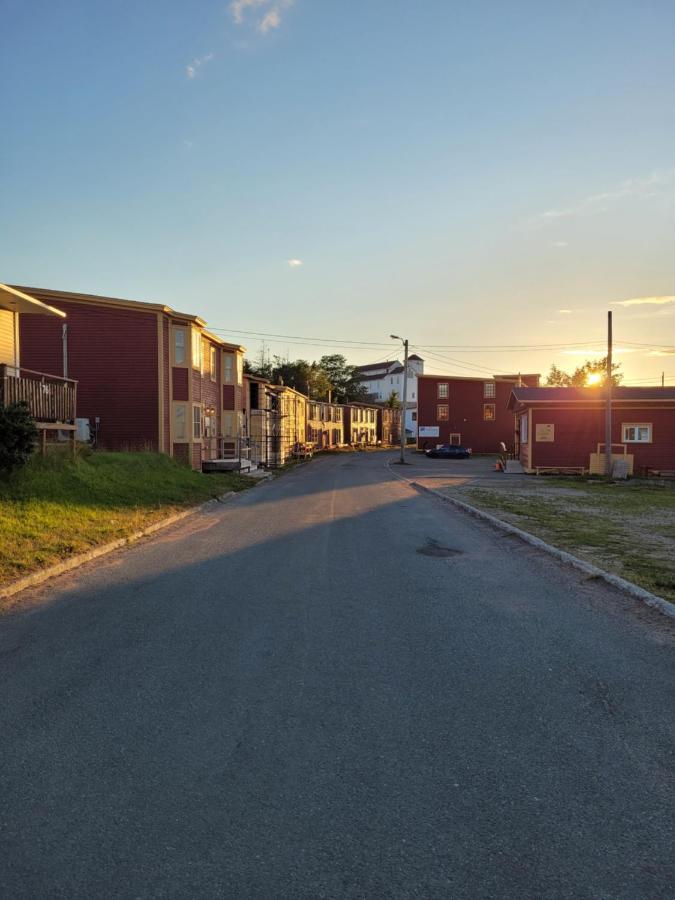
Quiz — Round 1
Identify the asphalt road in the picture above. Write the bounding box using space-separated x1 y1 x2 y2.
1 451 673 899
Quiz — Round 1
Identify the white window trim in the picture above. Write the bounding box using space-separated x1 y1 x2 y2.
622 423 652 443
192 404 202 440
483 403 496 421
210 346 217 383
437 383 449 399
483 381 496 398
173 329 186 365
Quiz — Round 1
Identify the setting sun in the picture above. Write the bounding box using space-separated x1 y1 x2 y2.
586 372 603 386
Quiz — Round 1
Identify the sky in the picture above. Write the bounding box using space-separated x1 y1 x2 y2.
2 0 675 383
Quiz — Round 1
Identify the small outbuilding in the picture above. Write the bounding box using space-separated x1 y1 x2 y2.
508 386 675 475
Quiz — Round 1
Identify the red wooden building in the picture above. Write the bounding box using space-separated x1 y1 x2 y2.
16 286 245 470
508 386 675 475
416 373 540 453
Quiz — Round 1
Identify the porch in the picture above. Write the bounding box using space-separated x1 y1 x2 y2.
0 364 77 452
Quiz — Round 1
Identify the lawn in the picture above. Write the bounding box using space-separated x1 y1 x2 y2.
453 477 675 604
0 450 254 586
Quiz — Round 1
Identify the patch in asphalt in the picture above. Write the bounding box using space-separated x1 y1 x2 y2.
417 539 463 558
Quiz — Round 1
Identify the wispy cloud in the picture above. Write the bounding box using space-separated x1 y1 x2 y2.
230 0 293 33
536 170 673 224
186 53 214 79
618 295 675 307
647 349 675 357
558 309 572 314
287 258 303 268
552 241 568 248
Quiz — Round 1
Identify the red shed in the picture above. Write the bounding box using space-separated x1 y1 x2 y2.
417 373 540 453
16 286 245 470
508 386 675 475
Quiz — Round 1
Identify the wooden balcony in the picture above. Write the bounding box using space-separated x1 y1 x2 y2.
0 365 77 426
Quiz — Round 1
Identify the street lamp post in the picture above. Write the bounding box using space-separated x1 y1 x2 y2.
391 334 409 464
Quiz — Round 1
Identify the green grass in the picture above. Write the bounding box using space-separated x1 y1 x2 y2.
465 482 675 603
0 450 254 585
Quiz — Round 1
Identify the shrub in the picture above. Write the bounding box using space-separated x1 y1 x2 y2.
0 402 38 473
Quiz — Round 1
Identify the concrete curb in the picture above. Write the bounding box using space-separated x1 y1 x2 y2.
0 489 241 603
412 480 675 620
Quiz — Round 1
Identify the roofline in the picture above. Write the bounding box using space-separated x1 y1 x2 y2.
11 284 209 327
0 284 66 318
418 373 540 383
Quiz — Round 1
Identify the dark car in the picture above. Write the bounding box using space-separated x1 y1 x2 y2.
424 444 472 459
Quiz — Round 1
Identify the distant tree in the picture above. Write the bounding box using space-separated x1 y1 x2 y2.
546 357 623 387
385 390 401 408
318 354 369 402
244 342 274 380
0 402 38 473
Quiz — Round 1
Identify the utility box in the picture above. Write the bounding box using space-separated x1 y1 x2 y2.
75 418 90 443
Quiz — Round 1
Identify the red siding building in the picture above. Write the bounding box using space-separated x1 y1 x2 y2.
417 373 540 453
508 386 675 475
16 286 245 470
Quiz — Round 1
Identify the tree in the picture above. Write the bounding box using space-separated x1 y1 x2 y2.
545 357 623 387
317 354 369 402
0 402 38 473
385 390 401 408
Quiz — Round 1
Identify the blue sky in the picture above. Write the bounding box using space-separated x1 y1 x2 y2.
2 0 675 381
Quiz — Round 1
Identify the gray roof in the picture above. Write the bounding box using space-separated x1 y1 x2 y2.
509 385 675 407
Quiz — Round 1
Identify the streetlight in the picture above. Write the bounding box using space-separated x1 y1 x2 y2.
390 334 409 464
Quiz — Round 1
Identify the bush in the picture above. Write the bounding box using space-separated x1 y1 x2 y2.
0 402 38 473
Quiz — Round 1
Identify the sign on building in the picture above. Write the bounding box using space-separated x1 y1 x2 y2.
419 426 440 437
535 423 555 442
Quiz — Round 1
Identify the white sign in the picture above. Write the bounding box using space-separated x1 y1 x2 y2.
419 426 440 437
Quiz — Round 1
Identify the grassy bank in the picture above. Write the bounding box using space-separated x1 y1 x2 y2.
0 451 254 586
459 478 675 603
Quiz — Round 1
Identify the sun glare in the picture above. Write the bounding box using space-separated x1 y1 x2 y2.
586 373 603 386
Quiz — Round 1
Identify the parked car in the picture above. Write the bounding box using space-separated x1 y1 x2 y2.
425 444 472 459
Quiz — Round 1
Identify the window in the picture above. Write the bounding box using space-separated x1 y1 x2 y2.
191 329 201 369
223 412 234 437
484 381 496 398
437 404 449 421
193 405 202 439
437 383 449 399
450 433 461 445
412 411 417 421
174 403 187 441
622 423 651 443
412 391 415 399
174 329 186 365
223 354 233 383
210 346 217 382
483 404 496 421
520 413 529 443
236 354 243 385
203 414 217 438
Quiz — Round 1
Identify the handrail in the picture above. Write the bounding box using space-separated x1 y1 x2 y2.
0 364 77 385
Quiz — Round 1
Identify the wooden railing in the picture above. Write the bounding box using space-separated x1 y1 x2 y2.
0 365 77 424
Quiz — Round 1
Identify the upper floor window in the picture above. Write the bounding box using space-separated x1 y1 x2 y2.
437 404 449 421
210 346 217 382
437 383 449 399
484 381 496 398
223 354 233 383
483 404 496 421
173 329 186 365
622 423 651 443
236 354 243 385
191 329 201 369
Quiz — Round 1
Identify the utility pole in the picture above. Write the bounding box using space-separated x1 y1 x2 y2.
390 335 409 463
662 371 665 387
605 310 613 477
62 323 68 378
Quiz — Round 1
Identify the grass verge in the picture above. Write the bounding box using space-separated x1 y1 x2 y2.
459 479 675 604
0 450 254 586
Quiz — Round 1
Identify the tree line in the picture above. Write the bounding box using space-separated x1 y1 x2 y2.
244 352 372 403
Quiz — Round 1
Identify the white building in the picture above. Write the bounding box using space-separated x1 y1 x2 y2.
355 354 423 438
